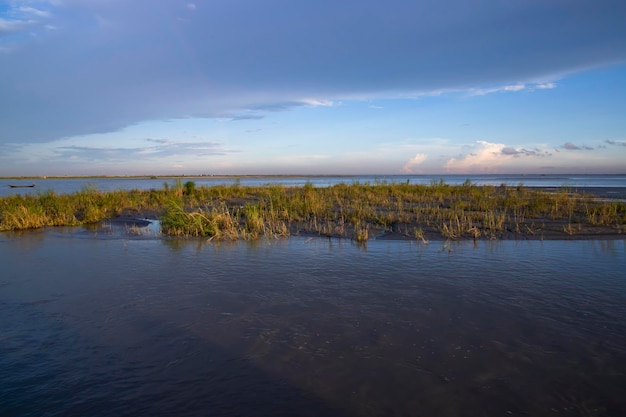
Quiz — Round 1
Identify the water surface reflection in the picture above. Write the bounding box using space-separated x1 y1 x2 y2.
1 230 625 416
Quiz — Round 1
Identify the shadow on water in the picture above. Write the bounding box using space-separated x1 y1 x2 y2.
0 226 354 416
0 298 353 417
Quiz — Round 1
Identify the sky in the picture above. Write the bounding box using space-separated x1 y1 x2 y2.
1 0 625 176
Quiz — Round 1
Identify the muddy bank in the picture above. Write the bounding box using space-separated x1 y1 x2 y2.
115 186 626 242
528 186 626 200
368 223 626 241
287 221 626 242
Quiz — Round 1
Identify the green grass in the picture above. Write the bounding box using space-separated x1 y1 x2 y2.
1 181 625 241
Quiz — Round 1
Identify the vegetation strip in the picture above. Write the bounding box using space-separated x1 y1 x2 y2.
1 180 625 241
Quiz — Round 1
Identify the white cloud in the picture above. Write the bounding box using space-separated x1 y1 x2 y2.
0 1 55 53
445 141 505 173
444 141 552 173
0 18 31 35
19 7 52 18
299 99 336 107
536 82 556 89
466 82 557 97
402 153 427 174
503 84 525 92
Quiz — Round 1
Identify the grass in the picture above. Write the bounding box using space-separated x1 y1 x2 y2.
1 181 625 241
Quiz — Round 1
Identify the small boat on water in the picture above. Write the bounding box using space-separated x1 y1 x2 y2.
8 184 36 188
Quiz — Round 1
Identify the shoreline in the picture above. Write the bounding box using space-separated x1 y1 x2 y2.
104 214 626 242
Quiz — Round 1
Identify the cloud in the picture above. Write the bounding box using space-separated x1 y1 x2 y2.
605 140 626 147
230 114 265 121
0 18 33 36
473 84 526 96
562 142 594 151
501 147 551 157
445 141 552 173
0 2 53 37
402 153 428 173
299 99 336 107
52 139 236 163
19 7 52 18
1 0 625 144
145 138 169 144
466 82 557 96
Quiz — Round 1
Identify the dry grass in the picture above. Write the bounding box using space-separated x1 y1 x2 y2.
2 181 625 241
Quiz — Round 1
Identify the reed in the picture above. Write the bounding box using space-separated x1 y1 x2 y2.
1 182 625 241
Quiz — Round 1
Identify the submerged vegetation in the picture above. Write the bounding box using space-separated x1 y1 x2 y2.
1 180 625 241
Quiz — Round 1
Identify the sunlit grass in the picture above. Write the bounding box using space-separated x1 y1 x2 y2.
1 181 625 240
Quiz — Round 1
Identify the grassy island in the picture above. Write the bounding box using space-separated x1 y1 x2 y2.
1 181 625 241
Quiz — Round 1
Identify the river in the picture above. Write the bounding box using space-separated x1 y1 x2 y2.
1 223 625 416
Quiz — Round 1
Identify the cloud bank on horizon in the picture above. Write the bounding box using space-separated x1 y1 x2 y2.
1 0 625 175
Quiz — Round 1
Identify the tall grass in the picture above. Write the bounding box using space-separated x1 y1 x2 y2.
1 182 625 241
0 186 169 231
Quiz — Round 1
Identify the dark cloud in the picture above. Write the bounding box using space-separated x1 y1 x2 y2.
562 142 594 151
500 147 551 157
145 138 169 144
1 0 625 143
605 140 626 147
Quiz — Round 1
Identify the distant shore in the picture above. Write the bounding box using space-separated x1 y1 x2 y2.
2 173 625 181
0 174 351 180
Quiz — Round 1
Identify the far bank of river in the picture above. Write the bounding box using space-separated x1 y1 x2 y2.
2 174 626 198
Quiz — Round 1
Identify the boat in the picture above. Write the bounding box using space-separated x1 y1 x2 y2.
8 184 36 188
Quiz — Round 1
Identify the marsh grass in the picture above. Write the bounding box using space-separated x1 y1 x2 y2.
0 186 169 231
1 182 625 241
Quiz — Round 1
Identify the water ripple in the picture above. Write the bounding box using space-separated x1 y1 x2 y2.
1 233 625 416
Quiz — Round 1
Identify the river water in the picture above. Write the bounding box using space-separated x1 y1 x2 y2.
2 174 626 197
1 223 625 416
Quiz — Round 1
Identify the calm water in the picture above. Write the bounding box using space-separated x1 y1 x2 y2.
2 174 626 197
1 225 625 416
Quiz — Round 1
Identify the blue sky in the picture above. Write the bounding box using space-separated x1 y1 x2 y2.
1 0 625 176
